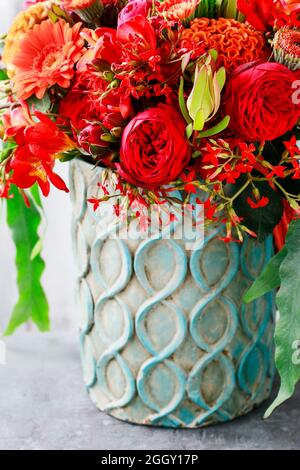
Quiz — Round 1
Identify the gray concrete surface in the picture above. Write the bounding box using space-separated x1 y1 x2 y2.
0 332 299 450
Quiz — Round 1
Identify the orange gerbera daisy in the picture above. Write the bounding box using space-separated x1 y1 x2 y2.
2 1 55 77
181 18 269 73
12 19 84 100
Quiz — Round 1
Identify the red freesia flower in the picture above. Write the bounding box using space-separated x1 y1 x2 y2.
116 15 157 62
117 105 191 189
59 71 133 156
12 19 84 100
223 61 300 142
78 28 121 71
79 15 157 70
4 103 74 196
59 71 133 139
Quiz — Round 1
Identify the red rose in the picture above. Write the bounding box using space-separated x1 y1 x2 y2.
223 61 300 142
237 0 276 31
117 105 191 189
118 0 153 25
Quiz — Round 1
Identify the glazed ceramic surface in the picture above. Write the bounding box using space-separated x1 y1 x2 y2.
70 159 276 428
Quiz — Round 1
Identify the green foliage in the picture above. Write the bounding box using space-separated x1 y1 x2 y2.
182 53 230 138
243 247 287 303
0 141 17 163
264 219 300 417
27 93 51 113
0 69 8 81
195 0 244 20
4 185 49 335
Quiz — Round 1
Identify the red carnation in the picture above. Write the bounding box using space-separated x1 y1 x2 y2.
116 105 191 189
223 61 300 142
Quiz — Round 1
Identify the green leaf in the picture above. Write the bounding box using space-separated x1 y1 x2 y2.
186 122 193 139
198 115 230 138
4 186 49 335
265 219 300 417
178 77 192 125
243 247 287 303
0 141 17 163
232 179 284 240
27 93 51 113
0 69 8 81
194 109 205 131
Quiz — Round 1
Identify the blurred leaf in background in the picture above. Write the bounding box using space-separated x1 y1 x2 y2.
4 184 49 335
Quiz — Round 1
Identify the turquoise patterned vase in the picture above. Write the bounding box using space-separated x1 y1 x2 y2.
70 159 276 428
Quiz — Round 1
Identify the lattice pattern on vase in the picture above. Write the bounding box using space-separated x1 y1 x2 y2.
70 160 276 429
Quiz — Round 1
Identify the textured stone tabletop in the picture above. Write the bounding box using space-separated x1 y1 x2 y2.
0 332 299 450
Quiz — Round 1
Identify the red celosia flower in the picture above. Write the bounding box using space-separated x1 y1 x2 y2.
223 61 300 142
4 103 74 196
12 19 84 100
117 105 191 189
247 196 270 209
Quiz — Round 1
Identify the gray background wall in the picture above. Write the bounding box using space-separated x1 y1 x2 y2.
0 0 77 333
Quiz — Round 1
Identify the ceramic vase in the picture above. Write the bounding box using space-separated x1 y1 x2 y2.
70 159 276 428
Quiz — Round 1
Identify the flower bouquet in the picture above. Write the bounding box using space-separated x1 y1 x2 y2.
0 0 300 424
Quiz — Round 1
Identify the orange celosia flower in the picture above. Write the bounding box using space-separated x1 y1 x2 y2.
11 19 84 100
181 18 269 74
2 1 55 77
156 0 198 21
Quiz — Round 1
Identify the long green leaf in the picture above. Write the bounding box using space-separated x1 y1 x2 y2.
5 186 49 335
265 219 300 417
243 247 287 303
178 77 192 125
